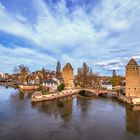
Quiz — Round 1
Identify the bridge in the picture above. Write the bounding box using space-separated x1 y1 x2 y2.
0 72 4 78
74 88 118 96
31 88 118 103
0 79 17 87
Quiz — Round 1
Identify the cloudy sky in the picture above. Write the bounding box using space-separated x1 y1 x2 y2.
0 0 140 76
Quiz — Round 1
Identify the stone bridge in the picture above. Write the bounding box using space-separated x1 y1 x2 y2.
74 88 118 96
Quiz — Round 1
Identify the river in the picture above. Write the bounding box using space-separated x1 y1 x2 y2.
0 86 140 140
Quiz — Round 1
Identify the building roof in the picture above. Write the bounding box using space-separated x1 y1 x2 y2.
127 58 138 67
44 79 58 84
63 63 73 70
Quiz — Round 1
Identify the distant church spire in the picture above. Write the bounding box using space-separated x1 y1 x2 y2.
112 69 116 77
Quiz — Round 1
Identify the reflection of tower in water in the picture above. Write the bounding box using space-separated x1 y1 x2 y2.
77 96 92 116
19 91 33 100
126 108 140 135
58 98 73 122
33 97 73 122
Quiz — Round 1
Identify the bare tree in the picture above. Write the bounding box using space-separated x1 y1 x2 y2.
13 65 30 84
82 62 89 87
77 63 100 88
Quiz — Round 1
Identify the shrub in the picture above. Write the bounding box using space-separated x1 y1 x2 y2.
57 83 65 92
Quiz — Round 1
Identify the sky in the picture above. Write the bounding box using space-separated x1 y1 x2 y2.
0 0 140 76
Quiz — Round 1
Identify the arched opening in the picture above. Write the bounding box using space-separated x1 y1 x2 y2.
78 90 95 97
0 73 4 79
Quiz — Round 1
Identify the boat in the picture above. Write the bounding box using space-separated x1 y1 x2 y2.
19 85 40 91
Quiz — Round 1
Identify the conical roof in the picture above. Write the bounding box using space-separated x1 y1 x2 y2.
127 58 138 67
63 63 73 70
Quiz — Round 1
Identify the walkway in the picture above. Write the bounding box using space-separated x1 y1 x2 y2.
31 88 118 103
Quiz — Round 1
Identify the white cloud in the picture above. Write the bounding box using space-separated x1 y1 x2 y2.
0 44 57 73
95 58 126 71
0 0 140 75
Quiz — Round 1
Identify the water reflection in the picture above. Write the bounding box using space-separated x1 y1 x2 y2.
77 96 92 114
32 97 73 122
126 106 140 135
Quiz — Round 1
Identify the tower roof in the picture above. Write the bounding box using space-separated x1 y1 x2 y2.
126 58 138 67
63 63 73 70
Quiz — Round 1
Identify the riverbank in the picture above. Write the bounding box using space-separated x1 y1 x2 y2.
118 94 140 106
31 88 140 106
31 89 77 102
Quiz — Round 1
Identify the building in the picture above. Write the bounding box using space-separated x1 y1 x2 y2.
42 79 58 92
100 80 112 90
62 63 74 89
28 72 43 84
126 58 140 97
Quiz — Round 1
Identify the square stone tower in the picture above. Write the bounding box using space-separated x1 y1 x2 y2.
62 63 75 89
126 59 140 97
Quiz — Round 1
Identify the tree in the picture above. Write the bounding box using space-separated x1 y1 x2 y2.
57 83 65 92
77 63 100 88
77 63 90 87
110 76 123 87
89 67 94 87
41 68 47 79
56 61 61 79
13 64 30 84
82 62 90 87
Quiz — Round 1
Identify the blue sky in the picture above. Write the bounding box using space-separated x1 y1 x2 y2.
0 0 140 76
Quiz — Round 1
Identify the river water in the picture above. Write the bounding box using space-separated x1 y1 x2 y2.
0 86 140 140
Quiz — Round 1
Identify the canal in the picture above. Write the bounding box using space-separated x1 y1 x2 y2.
0 86 140 140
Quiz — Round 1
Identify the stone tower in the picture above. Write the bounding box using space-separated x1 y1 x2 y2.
126 59 140 97
62 63 74 89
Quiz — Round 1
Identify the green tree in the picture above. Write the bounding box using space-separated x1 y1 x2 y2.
110 76 123 87
57 83 65 92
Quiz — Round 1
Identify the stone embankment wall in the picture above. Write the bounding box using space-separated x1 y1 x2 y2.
118 94 140 105
31 89 77 102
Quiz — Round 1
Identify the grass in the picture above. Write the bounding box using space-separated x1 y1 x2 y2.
42 90 49 95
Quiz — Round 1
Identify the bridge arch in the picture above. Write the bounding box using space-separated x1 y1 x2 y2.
0 72 4 78
77 89 97 97
76 88 117 97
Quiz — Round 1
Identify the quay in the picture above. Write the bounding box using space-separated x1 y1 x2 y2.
118 94 140 106
31 88 118 103
31 88 140 106
31 89 78 103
